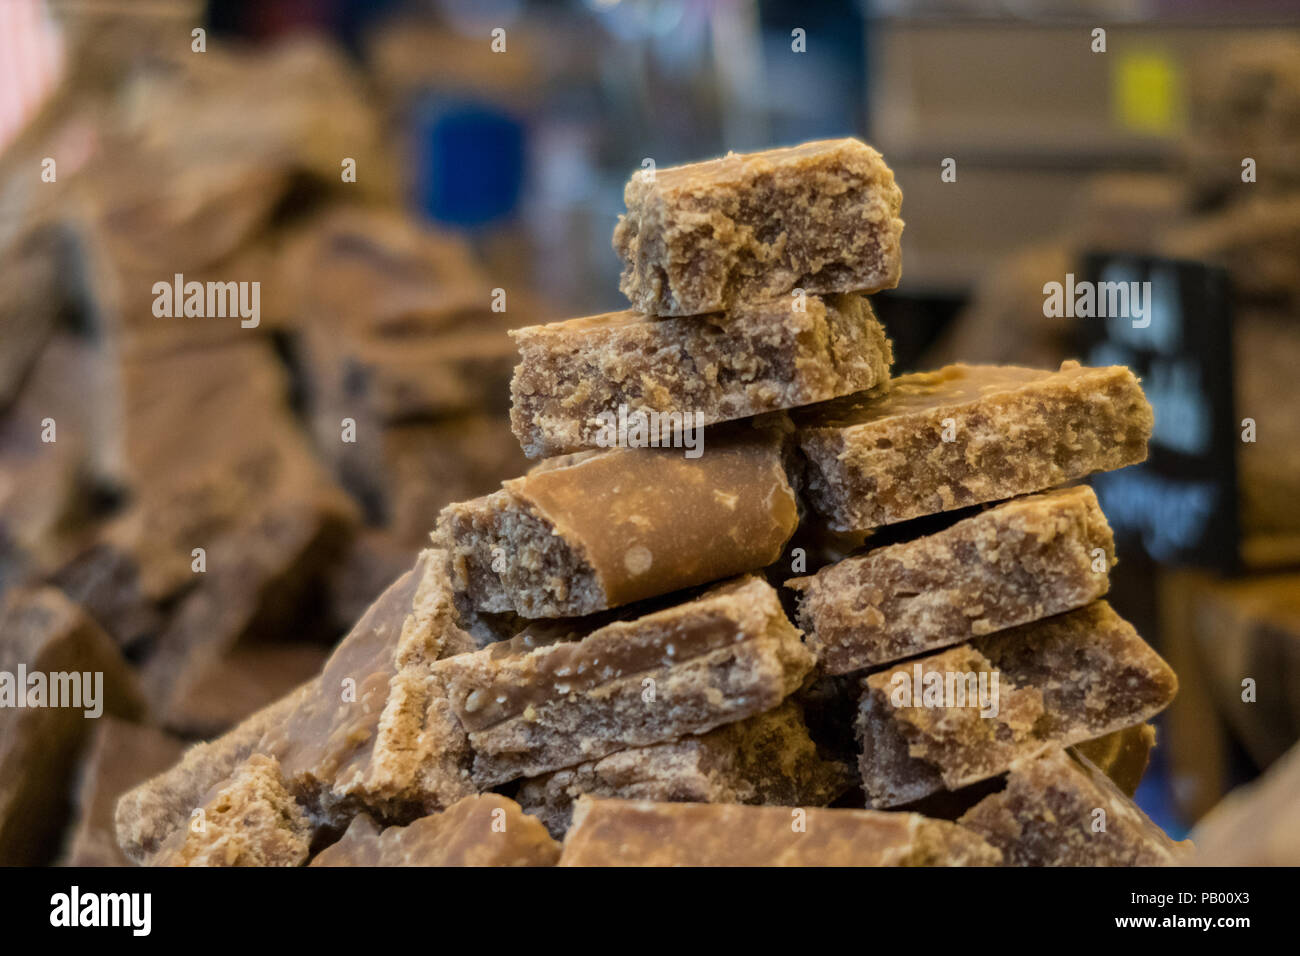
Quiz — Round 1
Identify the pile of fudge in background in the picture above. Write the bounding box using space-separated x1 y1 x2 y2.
110 137 1204 868
0 32 535 865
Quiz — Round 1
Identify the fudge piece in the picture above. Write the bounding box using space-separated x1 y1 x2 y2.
148 755 312 867
509 294 892 458
310 794 559 866
0 588 145 865
559 798 1000 867
796 362 1153 531
790 486 1115 673
116 550 478 862
1074 723 1157 797
441 575 816 785
436 425 798 617
115 683 313 865
857 601 1178 807
64 718 187 867
516 701 852 837
613 138 904 316
1192 738 1300 866
958 747 1189 866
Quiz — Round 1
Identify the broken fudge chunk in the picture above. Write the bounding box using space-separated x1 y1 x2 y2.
509 294 891 458
790 486 1115 673
0 588 145 865
516 701 851 837
958 746 1189 866
116 550 478 862
435 424 798 617
613 139 904 316
440 575 816 785
148 755 312 867
558 797 999 866
796 362 1153 531
857 601 1177 807
64 718 187 867
310 794 559 866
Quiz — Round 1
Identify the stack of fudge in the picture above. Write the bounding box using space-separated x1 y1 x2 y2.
114 139 1186 867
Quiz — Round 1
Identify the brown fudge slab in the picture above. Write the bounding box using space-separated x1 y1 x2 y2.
310 794 559 866
790 486 1115 673
116 550 478 862
64 718 187 867
115 683 313 865
258 549 478 824
857 601 1178 807
440 575 816 785
148 755 312 867
559 797 999 866
1074 723 1157 797
796 361 1153 532
613 138 904 316
0 588 145 865
509 294 892 458
958 747 1189 866
516 701 852 837
435 425 798 617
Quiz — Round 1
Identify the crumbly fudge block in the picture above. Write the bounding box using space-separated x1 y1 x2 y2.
958 747 1189 866
0 588 145 865
613 138 903 316
857 601 1178 807
516 701 851 837
796 361 1153 531
116 550 479 862
148 755 312 867
64 718 187 867
790 487 1115 673
559 798 999 867
509 294 891 458
115 683 314 864
1192 737 1300 865
440 575 816 785
310 795 559 867
1074 723 1157 797
435 425 798 617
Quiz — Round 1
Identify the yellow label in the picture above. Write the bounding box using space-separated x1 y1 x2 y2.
1114 51 1182 135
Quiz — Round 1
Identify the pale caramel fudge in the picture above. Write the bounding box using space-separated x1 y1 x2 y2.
441 575 816 785
0 588 145 865
310 795 559 866
559 797 1000 866
116 550 479 862
435 426 799 617
509 294 891 458
613 139 903 316
1074 723 1157 797
796 362 1153 531
790 487 1115 673
516 701 851 836
958 747 1189 866
148 755 313 867
857 601 1178 807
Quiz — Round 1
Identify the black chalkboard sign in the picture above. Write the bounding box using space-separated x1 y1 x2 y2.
1073 253 1238 573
